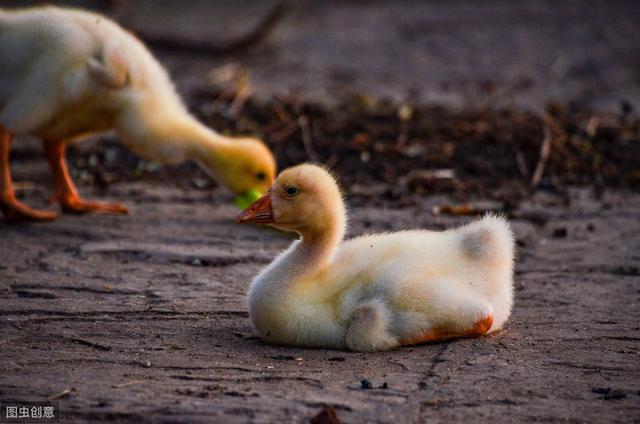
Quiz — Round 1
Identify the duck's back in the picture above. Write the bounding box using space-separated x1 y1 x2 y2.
0 8 95 99
0 7 184 135
321 215 514 325
330 229 470 291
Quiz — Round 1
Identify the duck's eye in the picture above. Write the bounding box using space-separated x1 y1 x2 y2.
256 171 267 181
285 186 299 197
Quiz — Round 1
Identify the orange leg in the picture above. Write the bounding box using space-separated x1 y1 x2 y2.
42 140 128 215
0 125 58 221
400 314 494 346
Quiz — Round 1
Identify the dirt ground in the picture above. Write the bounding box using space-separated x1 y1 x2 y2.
1 1 640 423
1 177 639 423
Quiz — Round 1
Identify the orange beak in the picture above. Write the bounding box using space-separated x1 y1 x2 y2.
236 192 274 224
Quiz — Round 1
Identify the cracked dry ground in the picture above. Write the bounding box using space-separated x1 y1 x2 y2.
1 178 639 422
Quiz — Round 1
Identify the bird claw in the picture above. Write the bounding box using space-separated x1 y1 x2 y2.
1 196 58 222
60 197 129 215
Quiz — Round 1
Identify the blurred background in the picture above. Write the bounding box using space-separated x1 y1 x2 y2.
5 0 640 111
3 0 639 203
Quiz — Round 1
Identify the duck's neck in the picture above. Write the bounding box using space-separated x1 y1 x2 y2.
256 210 347 296
115 100 228 166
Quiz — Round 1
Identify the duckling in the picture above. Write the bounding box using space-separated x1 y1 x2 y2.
0 6 275 221
236 164 515 352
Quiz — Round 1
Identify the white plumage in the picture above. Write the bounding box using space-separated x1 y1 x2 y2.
237 164 515 352
0 6 275 220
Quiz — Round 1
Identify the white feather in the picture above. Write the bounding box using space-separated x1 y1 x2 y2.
246 165 516 352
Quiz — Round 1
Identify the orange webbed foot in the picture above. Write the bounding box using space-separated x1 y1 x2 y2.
467 314 493 337
1 196 58 222
59 196 129 215
400 314 494 346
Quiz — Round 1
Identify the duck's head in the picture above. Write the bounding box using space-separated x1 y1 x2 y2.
116 102 276 206
198 137 277 207
236 163 346 240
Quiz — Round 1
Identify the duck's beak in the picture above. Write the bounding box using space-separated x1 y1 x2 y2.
236 192 274 224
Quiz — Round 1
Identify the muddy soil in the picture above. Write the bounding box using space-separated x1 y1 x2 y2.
1 173 639 423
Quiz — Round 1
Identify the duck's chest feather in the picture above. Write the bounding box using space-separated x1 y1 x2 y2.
249 282 346 349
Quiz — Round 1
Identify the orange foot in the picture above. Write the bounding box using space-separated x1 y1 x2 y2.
1 196 58 222
400 314 494 346
468 314 494 336
59 196 129 215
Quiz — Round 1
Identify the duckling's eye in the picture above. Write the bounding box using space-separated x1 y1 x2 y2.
256 172 267 181
284 186 299 197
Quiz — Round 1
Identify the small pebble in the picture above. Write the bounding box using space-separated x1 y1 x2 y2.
592 387 626 400
552 227 568 238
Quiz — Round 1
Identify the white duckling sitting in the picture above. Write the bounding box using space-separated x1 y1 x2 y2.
236 164 515 352
0 6 275 221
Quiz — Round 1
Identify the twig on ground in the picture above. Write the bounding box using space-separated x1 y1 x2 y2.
112 380 147 389
586 115 599 138
133 2 288 55
64 336 112 351
513 146 529 182
272 100 292 123
325 153 340 169
298 116 318 161
269 122 298 144
530 115 554 188
48 388 74 401
400 169 455 187
228 80 253 120
432 203 504 216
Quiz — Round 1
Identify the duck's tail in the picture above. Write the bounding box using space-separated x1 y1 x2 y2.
458 213 515 268
458 214 515 331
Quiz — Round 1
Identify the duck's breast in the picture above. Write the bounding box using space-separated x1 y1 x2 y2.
250 290 345 349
